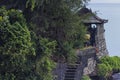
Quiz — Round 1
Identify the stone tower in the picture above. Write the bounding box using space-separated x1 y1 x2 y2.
78 7 109 58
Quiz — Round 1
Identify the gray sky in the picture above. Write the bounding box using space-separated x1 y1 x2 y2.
90 0 120 3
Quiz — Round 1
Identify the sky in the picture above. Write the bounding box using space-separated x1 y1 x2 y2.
90 0 120 3
88 0 120 56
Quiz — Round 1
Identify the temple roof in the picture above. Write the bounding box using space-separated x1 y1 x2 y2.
83 15 108 24
78 7 108 24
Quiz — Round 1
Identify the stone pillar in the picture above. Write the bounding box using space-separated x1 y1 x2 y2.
95 24 108 58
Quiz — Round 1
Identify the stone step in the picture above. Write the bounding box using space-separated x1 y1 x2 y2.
67 67 77 69
64 78 74 80
65 72 75 75
66 68 77 71
67 64 79 66
65 74 75 76
65 75 75 78
66 69 76 72
67 65 78 69
64 64 78 80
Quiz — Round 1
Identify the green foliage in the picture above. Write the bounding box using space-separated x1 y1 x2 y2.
97 63 112 78
32 37 57 80
0 7 35 55
35 56 55 80
26 0 90 11
26 0 88 78
0 7 35 80
0 0 91 79
39 38 56 57
8 9 25 25
25 0 88 63
97 56 120 79
62 41 77 63
100 56 120 72
81 75 91 80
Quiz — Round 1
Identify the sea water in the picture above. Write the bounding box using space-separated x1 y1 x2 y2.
87 3 120 56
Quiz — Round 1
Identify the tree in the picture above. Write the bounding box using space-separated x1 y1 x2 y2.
34 38 57 80
0 0 91 79
0 7 35 80
25 0 89 62
0 0 89 61
26 0 90 11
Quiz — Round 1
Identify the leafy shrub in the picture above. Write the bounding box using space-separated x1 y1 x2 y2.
97 63 112 78
81 75 91 80
0 7 35 80
97 56 120 79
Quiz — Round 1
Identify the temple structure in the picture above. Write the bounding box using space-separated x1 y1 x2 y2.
78 7 109 58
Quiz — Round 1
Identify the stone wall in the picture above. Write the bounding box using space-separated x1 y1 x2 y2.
96 24 108 58
77 47 97 76
53 47 98 80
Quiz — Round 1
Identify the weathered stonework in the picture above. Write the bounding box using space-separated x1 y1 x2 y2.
83 57 96 75
53 48 98 80
77 48 97 76
95 24 108 58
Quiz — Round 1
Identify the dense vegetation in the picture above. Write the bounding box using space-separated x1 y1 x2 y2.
97 56 120 79
0 0 90 80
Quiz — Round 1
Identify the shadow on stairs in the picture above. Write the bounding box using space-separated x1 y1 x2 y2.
64 64 78 80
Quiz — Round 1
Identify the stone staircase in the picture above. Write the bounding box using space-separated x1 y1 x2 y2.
64 64 78 80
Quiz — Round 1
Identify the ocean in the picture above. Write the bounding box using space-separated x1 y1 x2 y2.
87 3 120 56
